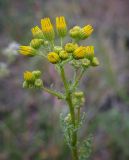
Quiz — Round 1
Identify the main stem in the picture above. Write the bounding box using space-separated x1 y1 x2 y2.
60 66 79 160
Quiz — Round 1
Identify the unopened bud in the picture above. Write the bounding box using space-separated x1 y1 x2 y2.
59 50 68 60
69 26 81 39
47 52 60 64
32 70 41 78
91 57 100 66
34 79 43 88
81 59 91 68
54 46 63 53
30 39 44 49
65 43 78 53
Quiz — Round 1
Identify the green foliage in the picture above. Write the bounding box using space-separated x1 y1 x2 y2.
79 135 93 160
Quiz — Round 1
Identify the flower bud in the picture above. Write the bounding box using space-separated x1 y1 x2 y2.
31 26 44 39
23 81 28 88
24 71 34 81
56 16 67 37
73 46 86 59
32 70 41 78
19 46 37 56
85 46 94 60
69 26 81 39
65 43 78 53
54 46 63 53
30 39 44 49
74 91 84 98
34 79 43 88
80 25 94 39
70 60 81 68
47 52 60 64
81 59 91 68
91 57 100 66
41 18 55 41
59 50 68 60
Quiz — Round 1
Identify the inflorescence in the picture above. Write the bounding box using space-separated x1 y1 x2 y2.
19 16 99 89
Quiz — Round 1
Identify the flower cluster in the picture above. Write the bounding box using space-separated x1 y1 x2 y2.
19 16 99 69
23 70 43 89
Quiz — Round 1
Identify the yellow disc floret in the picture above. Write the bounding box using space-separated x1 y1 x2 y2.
56 16 67 37
19 46 36 56
47 52 60 64
41 18 55 41
31 26 44 39
73 46 86 59
24 71 33 81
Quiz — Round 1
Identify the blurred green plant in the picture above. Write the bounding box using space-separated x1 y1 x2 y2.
19 16 99 160
89 108 129 160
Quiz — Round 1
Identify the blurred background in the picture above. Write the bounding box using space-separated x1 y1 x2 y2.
0 0 129 159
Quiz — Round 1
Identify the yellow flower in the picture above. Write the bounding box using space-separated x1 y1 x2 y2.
73 46 86 59
47 52 60 64
41 18 55 41
59 50 68 60
19 46 36 56
31 26 44 38
85 46 94 59
24 71 33 81
80 25 94 39
56 16 67 37
65 43 78 53
30 39 44 49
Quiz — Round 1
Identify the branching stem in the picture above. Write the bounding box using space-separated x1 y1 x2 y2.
60 66 79 160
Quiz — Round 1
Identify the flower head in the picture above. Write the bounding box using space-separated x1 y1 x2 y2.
56 16 67 37
24 71 34 81
41 18 55 41
80 25 94 39
73 46 86 59
47 52 60 64
85 46 94 60
69 26 81 39
31 26 44 39
59 50 68 60
65 43 78 53
19 46 36 56
30 39 44 49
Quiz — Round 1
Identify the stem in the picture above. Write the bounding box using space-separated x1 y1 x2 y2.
61 37 63 47
77 107 80 124
42 86 64 99
72 69 85 90
60 66 79 160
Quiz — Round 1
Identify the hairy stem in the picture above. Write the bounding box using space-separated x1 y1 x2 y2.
60 66 79 160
